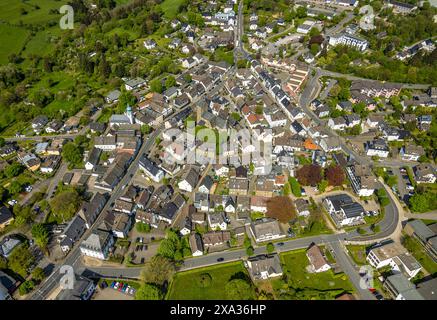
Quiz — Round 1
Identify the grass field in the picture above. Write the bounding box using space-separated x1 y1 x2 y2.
167 262 249 300
160 0 185 19
346 245 368 265
21 27 61 58
403 235 437 277
0 24 30 64
0 0 60 25
273 249 354 299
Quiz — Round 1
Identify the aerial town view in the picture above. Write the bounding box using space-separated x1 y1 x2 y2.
0 0 436 305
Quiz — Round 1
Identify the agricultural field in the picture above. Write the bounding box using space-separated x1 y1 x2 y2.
160 0 186 19
167 262 250 300
0 24 30 64
0 0 60 25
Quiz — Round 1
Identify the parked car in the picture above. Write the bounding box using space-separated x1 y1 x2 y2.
114 282 120 290
118 283 124 291
110 281 116 289
217 257 224 262
276 242 284 247
122 284 128 293
129 287 135 295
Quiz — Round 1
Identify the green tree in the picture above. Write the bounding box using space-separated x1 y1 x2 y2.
62 142 83 168
289 177 302 197
18 280 35 296
49 189 82 222
165 76 176 89
150 79 163 93
141 255 175 286
246 246 254 256
4 163 24 178
157 239 176 259
31 223 49 250
31 267 46 283
225 279 255 300
266 242 275 253
8 245 35 278
8 181 23 195
135 283 163 300
317 179 328 192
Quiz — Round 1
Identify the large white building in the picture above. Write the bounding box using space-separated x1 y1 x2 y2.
329 32 369 51
367 242 422 279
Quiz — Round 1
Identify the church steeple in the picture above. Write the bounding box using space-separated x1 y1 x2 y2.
125 103 133 124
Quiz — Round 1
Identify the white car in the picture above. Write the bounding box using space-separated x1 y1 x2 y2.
114 282 120 290
7 200 18 206
406 185 414 191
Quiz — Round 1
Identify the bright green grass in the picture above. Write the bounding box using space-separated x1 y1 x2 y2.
160 0 185 19
279 249 354 292
403 235 437 276
0 0 61 25
346 245 368 265
167 262 249 300
0 24 30 64
22 27 59 57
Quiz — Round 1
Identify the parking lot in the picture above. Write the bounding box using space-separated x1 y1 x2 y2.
94 285 135 300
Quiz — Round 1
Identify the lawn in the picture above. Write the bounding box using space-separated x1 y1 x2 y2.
402 235 437 277
160 0 185 19
273 249 354 299
346 245 368 265
0 24 30 64
0 0 61 25
21 27 59 58
167 262 250 300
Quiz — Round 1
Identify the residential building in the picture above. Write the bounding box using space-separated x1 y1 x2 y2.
56 274 96 300
189 233 204 256
178 167 199 193
306 243 331 273
328 32 368 51
413 164 436 184
79 223 114 260
400 145 425 161
249 218 285 243
246 254 283 280
346 164 377 197
202 231 231 247
367 242 422 279
365 139 390 158
0 206 14 230
384 274 424 300
139 155 165 183
323 194 365 226
207 212 228 230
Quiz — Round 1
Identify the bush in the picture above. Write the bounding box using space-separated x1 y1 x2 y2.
18 280 35 296
266 243 275 254
197 273 212 288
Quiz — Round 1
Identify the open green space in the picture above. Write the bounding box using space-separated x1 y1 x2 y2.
0 24 30 64
160 0 185 19
402 235 437 277
167 262 249 300
0 0 60 25
346 245 368 265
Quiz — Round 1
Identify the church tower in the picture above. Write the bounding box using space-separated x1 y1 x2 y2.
125 103 134 124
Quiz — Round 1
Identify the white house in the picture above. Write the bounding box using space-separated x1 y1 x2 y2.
365 139 389 158
79 228 114 260
139 156 164 183
307 244 331 273
178 168 199 193
207 212 228 230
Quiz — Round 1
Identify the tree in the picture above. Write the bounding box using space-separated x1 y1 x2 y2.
266 196 296 223
0 137 5 147
289 177 302 197
31 223 49 250
49 189 82 222
135 283 163 300
385 175 398 188
18 280 35 296
150 78 163 93
157 239 176 259
141 255 175 285
165 76 176 89
317 179 329 192
0 256 7 270
325 165 345 186
31 267 46 283
310 43 320 56
296 164 322 186
8 181 23 195
4 163 24 178
266 242 275 253
409 192 437 213
8 245 35 278
62 142 83 167
225 279 255 300
246 246 254 256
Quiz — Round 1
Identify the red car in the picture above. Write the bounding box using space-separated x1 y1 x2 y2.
118 283 124 291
